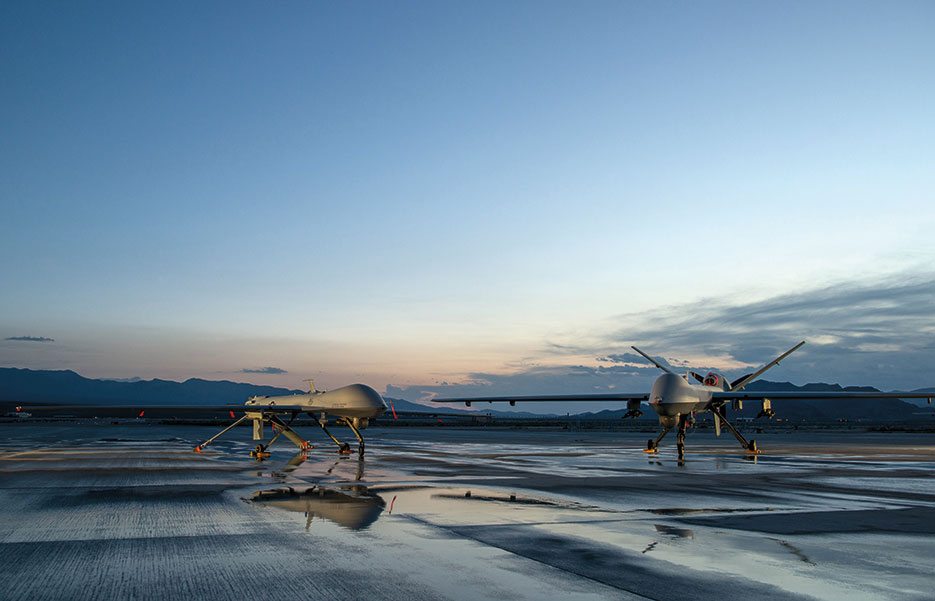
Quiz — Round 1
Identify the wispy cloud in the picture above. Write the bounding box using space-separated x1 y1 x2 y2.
601 276 935 389
392 275 935 404
5 336 55 342
611 277 935 353
239 366 288 375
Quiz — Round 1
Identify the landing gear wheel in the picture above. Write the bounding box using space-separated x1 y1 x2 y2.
338 442 352 455
644 439 657 454
250 444 271 460
746 439 760 454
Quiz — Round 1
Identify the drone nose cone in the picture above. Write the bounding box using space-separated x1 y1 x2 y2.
650 373 690 403
347 383 387 409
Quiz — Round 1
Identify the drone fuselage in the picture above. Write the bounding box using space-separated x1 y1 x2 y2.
648 372 725 426
245 383 387 420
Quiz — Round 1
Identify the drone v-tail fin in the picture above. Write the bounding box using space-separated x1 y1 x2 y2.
729 341 806 391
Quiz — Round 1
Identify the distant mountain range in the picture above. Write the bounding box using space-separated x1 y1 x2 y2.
1 367 932 420
0 367 451 415
0 367 302 407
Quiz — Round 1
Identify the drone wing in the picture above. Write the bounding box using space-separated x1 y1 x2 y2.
434 393 649 406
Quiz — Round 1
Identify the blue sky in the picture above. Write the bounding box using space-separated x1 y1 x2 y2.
2 2 933 404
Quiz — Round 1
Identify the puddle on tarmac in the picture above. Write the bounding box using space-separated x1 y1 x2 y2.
248 484 386 530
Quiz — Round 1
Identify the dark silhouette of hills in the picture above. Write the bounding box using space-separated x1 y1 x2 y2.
0 368 303 406
0 367 520 416
734 381 933 420
1 367 932 420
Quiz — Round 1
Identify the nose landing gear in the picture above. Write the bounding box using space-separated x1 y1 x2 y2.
676 416 687 461
645 415 692 460
644 427 670 453
250 444 271 460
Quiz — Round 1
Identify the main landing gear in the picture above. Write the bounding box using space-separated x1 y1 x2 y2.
714 409 760 455
194 411 367 460
309 413 366 456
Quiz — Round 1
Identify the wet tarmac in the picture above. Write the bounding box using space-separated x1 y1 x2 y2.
1 423 933 600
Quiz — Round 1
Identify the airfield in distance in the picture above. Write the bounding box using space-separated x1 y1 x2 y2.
1 421 934 601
